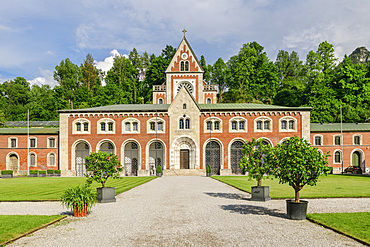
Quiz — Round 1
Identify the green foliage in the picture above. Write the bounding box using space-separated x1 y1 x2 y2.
1 170 13 175
206 164 212 173
211 57 229 102
60 184 96 212
29 170 38 174
55 170 61 174
39 170 46 174
84 151 123 188
156 164 162 174
47 169 54 174
272 136 332 202
240 138 274 186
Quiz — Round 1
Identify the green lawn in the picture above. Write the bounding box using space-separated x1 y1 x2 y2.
0 177 156 201
212 175 370 198
0 215 65 245
307 212 370 244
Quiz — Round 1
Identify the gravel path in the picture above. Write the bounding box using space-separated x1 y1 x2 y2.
3 176 369 246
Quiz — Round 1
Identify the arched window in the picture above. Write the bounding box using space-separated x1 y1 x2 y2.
73 119 90 134
75 142 90 177
180 61 185 71
100 141 115 154
334 136 341 145
179 119 184 129
149 142 164 175
76 123 81 132
101 122 106 131
207 121 212 130
185 61 189 71
205 141 221 175
281 120 287 130
230 141 244 174
334 150 341 163
207 98 212 104
185 119 190 129
158 98 163 104
48 153 56 167
214 121 220 130
124 142 139 176
30 153 36 167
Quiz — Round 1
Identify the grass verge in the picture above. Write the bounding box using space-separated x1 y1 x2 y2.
0 215 65 245
212 174 370 198
307 212 370 245
0 177 156 201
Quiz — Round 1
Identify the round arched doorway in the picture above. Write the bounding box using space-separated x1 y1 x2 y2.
149 142 164 176
124 142 139 176
205 141 221 175
352 151 362 167
230 140 244 174
75 142 90 177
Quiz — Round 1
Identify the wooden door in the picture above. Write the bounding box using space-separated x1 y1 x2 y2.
180 149 189 169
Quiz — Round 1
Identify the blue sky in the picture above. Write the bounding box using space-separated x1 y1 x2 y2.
1 0 370 87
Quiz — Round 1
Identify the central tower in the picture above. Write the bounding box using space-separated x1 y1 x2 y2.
153 30 217 105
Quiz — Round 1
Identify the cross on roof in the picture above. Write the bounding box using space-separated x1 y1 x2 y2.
182 28 187 38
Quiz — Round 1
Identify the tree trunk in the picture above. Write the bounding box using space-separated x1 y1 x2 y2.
295 189 300 202
257 178 262 187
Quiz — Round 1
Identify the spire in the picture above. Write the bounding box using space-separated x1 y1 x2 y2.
182 28 187 38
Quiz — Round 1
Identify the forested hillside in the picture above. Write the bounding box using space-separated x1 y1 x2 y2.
1 42 369 123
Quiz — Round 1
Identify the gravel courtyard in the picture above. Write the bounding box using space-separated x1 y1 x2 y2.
3 176 369 246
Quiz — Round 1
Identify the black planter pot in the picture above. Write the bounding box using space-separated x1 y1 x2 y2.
39 173 46 177
251 186 271 201
206 173 211 177
29 174 38 177
1 174 13 178
97 187 116 203
286 200 308 220
156 173 162 177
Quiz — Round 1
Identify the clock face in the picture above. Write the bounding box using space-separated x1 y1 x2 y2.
181 53 188 59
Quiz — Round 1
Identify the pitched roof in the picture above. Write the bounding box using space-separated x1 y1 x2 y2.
199 103 312 111
58 104 170 113
311 123 370 132
0 127 59 135
5 121 59 127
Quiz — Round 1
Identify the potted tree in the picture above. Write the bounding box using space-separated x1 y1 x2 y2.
29 170 38 177
272 136 331 220
156 164 163 177
61 184 96 217
240 138 273 201
84 151 123 203
206 165 212 177
1 170 13 178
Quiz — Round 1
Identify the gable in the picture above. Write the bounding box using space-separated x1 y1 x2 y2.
168 85 200 116
166 37 204 73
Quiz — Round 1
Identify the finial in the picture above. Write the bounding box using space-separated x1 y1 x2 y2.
182 28 187 38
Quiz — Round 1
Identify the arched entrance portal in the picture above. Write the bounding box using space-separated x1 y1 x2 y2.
75 142 90 177
352 151 362 168
100 141 115 154
149 142 164 176
230 141 244 174
9 154 19 174
206 141 221 175
171 136 197 170
124 142 139 176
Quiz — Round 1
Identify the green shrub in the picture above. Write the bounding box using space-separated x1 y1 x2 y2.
156 164 162 174
1 170 13 175
54 170 61 174
39 170 46 174
29 170 38 174
206 165 212 173
47 169 54 174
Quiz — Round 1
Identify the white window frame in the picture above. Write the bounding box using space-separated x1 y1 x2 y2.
333 149 342 164
147 117 165 133
72 118 91 134
204 117 222 133
254 117 272 132
8 137 18 148
229 117 247 133
313 135 323 146
122 118 140 134
279 117 297 132
47 137 56 148
29 152 37 167
97 118 115 134
333 135 342 146
47 152 57 167
29 137 37 148
353 134 362 145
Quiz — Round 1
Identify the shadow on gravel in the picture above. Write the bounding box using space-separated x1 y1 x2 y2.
221 204 287 219
61 211 74 216
205 192 249 200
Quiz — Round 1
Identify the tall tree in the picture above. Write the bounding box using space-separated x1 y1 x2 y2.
2 77 31 120
53 58 81 109
211 58 228 102
161 45 176 63
143 56 167 103
81 53 100 92
200 55 211 84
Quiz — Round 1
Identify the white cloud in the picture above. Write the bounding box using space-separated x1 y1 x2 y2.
28 68 57 87
94 49 127 74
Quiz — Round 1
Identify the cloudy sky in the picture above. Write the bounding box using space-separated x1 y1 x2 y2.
1 0 370 87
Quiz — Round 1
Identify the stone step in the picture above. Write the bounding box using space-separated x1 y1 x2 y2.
163 169 205 176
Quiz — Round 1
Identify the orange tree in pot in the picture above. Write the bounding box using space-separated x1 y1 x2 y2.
272 136 332 220
240 138 274 201
85 151 123 203
61 184 96 217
